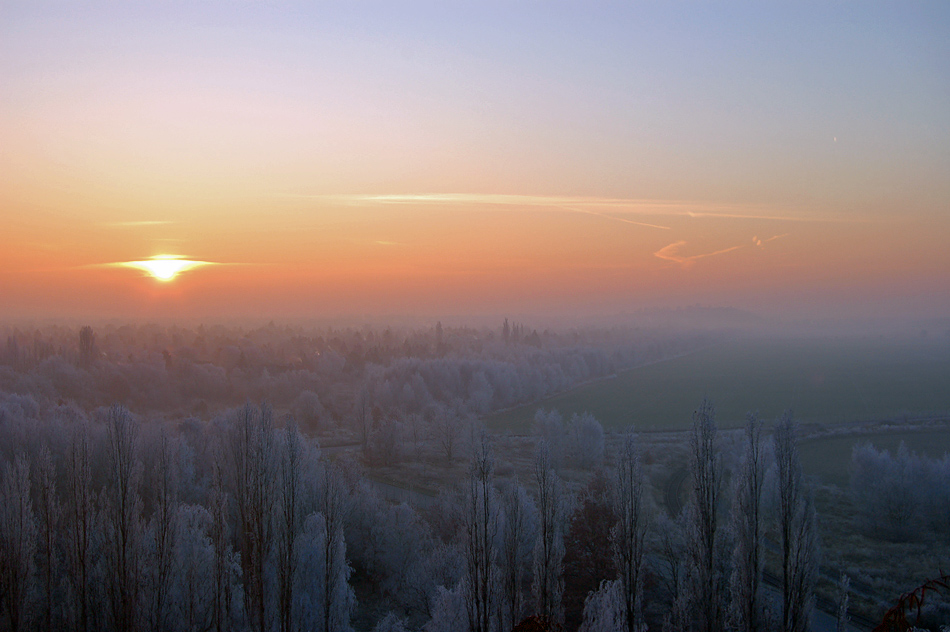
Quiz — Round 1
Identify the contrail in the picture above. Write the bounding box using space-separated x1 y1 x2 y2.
289 193 860 224
654 241 744 268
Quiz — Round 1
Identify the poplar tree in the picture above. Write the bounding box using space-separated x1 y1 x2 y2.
729 413 765 632
774 412 818 632
686 398 722 632
612 431 649 632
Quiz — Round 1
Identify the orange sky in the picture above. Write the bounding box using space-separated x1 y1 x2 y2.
2 3 948 322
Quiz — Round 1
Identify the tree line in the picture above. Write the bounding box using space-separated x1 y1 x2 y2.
0 395 820 632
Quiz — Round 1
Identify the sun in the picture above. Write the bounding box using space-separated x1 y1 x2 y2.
119 255 214 281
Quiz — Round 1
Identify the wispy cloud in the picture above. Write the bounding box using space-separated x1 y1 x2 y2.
291 193 858 225
560 207 672 230
752 233 790 247
685 211 830 223
103 255 217 281
654 241 743 268
101 220 174 228
75 255 232 281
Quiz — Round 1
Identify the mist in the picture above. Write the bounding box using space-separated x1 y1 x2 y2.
4 1 950 630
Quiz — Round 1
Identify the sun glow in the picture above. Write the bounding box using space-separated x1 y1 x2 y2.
119 255 214 281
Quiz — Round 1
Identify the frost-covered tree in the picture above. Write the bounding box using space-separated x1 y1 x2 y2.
773 412 818 632
296 463 354 632
363 500 438 613
373 611 411 632
570 412 605 469
850 441 924 540
578 580 624 632
612 430 648 632
173 503 216 632
368 416 405 466
532 441 566 624
532 410 565 469
468 371 494 414
685 398 723 632
292 390 325 431
729 413 765 632
424 583 467 632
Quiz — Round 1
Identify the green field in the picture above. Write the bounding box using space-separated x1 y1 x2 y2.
486 336 950 433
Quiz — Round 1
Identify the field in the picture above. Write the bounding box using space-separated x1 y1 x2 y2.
366 335 950 627
486 335 950 433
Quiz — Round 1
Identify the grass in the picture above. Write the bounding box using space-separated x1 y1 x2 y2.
485 335 950 433
810 484 950 626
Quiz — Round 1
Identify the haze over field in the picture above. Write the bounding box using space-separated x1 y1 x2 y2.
2 2 949 322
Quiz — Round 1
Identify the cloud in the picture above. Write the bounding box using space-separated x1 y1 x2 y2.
685 211 836 222
753 233 790 247
291 193 859 225
98 255 216 281
560 207 672 230
78 255 239 281
654 241 743 268
101 220 174 228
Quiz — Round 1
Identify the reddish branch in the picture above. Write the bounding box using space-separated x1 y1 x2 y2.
874 574 950 632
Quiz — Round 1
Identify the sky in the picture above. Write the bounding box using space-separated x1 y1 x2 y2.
2 2 948 322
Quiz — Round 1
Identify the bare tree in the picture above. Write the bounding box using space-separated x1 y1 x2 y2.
465 432 498 632
532 441 565 624
78 325 95 368
356 387 372 454
276 421 304 632
105 405 144 632
231 403 276 632
729 413 765 632
612 430 648 632
147 433 178 632
317 462 354 632
406 413 426 461
0 455 37 632
209 455 236 632
499 482 536 632
436 406 460 462
773 412 818 632
834 574 850 632
686 398 722 632
657 512 685 616
65 421 95 632
35 445 61 631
